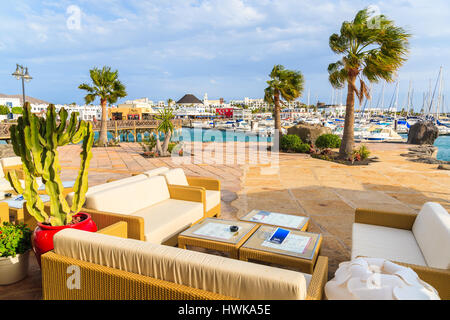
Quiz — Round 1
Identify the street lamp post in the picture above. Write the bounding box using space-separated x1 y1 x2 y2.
12 64 33 106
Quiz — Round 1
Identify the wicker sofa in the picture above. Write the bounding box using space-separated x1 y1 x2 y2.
73 173 205 245
352 202 450 299
41 228 328 300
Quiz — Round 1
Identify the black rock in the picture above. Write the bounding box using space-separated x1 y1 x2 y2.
407 121 439 145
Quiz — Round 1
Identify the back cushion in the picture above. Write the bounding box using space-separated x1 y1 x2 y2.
143 167 169 178
161 168 189 186
0 163 4 178
85 176 170 214
412 202 450 269
66 174 148 206
1 157 22 168
54 229 308 300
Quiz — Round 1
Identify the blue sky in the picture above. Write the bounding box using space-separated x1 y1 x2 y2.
0 0 449 112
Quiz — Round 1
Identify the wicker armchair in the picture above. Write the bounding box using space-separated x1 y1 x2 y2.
353 208 450 300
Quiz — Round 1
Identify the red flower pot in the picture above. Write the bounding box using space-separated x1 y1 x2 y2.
32 213 97 266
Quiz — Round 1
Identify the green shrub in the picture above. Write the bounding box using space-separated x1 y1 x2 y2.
293 143 311 154
168 142 179 153
354 145 371 160
315 134 341 149
280 134 303 151
0 222 32 257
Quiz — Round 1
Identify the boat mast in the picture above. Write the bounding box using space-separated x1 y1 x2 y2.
406 80 412 117
436 66 443 122
394 80 399 120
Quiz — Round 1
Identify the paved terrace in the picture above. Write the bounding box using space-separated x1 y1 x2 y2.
1 141 449 299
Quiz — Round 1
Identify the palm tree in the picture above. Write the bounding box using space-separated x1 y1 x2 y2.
264 65 304 132
167 98 174 108
79 66 127 146
328 8 410 158
155 108 175 156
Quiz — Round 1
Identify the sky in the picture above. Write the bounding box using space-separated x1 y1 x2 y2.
0 0 449 112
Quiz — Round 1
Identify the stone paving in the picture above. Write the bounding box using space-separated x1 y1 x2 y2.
1 141 449 299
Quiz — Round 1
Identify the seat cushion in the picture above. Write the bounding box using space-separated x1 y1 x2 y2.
161 168 189 186
143 167 170 178
66 174 148 206
205 190 220 212
85 176 170 214
352 223 427 267
53 229 310 300
131 199 203 244
412 202 450 269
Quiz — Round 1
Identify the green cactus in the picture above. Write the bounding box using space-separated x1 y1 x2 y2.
6 103 94 226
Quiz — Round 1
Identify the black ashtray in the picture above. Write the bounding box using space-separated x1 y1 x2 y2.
230 225 239 232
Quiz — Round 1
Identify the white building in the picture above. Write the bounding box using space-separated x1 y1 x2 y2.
0 96 21 107
29 104 102 121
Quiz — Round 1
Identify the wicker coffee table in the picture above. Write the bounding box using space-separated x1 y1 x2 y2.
178 218 259 259
239 225 322 274
240 209 310 231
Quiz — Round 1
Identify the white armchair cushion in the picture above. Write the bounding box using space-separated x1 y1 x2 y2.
0 178 12 192
1 157 22 168
143 167 170 178
205 190 221 211
85 176 170 214
412 202 450 269
54 229 310 300
161 168 189 186
352 223 427 267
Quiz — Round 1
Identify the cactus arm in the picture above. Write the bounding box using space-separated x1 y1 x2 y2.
23 113 44 175
22 165 48 224
70 122 94 216
71 120 87 144
6 170 24 194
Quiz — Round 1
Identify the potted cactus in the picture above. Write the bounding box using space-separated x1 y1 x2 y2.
6 103 97 265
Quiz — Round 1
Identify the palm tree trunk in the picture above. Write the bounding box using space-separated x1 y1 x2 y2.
162 131 172 155
98 98 108 147
155 132 163 155
274 91 282 133
339 73 357 159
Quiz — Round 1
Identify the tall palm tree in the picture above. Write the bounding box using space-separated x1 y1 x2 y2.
156 108 175 155
328 8 410 158
167 98 174 108
264 65 304 132
79 66 127 146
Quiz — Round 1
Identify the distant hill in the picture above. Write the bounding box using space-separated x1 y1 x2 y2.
0 93 50 105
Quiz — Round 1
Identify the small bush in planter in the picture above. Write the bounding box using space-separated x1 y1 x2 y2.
280 134 303 152
0 222 32 258
315 134 341 149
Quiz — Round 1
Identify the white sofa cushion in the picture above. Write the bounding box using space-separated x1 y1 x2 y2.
1 157 22 168
85 176 170 214
0 178 12 192
53 229 310 300
66 174 148 206
161 168 189 186
131 199 203 244
143 167 170 178
352 223 427 267
0 163 4 179
205 190 220 211
412 202 450 269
